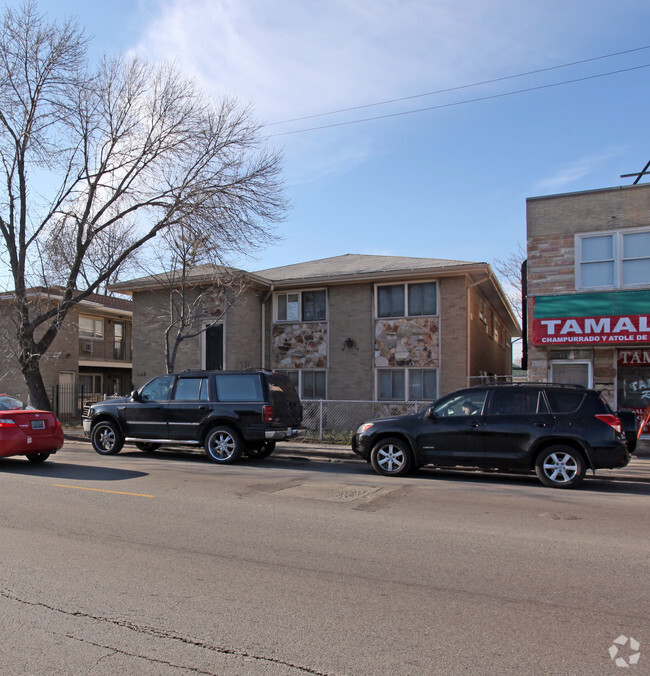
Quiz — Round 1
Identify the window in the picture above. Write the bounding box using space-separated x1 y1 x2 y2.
140 375 174 402
277 370 326 399
79 315 104 338
378 370 405 400
409 369 437 401
173 377 209 401
114 322 124 359
215 374 263 402
276 290 326 322
577 230 650 289
378 369 437 401
377 282 437 318
302 371 327 399
433 390 488 417
489 388 543 415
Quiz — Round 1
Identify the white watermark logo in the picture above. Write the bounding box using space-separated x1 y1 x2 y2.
609 635 641 668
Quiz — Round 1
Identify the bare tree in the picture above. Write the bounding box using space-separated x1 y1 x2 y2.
0 3 286 409
141 221 251 374
492 242 526 321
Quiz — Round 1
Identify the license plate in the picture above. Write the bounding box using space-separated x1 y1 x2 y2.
30 420 45 430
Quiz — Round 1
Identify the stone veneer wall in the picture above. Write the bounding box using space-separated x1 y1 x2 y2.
272 323 328 369
374 317 439 367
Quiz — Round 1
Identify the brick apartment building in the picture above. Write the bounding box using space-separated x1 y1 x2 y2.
113 254 520 403
526 183 650 433
0 290 133 418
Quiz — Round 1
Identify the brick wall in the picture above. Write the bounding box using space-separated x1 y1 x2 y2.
526 183 650 390
439 276 468 395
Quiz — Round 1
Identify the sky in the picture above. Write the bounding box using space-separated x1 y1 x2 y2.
5 0 650 284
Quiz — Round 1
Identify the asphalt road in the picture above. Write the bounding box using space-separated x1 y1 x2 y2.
0 440 648 675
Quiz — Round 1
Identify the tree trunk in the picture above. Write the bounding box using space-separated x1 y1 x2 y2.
21 358 52 411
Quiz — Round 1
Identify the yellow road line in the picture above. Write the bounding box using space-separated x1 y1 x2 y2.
54 484 154 498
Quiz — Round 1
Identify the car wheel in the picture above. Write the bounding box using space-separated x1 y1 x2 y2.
135 442 161 452
205 426 243 464
246 441 276 459
91 420 124 455
26 452 51 463
535 445 586 488
370 437 412 477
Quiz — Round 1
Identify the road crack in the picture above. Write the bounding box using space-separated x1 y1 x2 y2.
1 587 333 675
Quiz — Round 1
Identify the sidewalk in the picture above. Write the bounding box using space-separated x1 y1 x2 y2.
64 429 650 483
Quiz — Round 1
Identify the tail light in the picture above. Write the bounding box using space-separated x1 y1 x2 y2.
595 414 622 434
263 405 274 423
0 418 17 427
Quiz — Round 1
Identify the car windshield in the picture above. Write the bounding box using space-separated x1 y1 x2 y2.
0 395 34 410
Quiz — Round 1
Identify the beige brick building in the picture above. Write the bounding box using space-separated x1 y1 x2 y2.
526 183 650 432
0 290 133 419
116 254 519 403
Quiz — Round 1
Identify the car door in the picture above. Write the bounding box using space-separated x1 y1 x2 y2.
165 376 212 441
480 387 554 468
119 375 174 439
417 389 488 466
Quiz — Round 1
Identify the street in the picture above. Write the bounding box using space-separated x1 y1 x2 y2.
0 440 648 675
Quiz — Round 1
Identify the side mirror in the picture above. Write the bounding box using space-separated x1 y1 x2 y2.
425 407 436 420
130 389 140 402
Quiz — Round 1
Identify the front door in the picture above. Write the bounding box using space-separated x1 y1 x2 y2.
119 375 174 439
417 389 488 466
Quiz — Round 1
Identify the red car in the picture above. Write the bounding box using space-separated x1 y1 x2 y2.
0 395 64 463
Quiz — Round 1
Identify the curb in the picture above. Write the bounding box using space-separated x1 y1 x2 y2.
64 432 650 482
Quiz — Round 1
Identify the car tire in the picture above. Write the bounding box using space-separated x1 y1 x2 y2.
205 426 243 464
26 452 51 463
135 442 161 452
535 445 586 488
91 420 124 455
246 441 276 459
370 437 413 477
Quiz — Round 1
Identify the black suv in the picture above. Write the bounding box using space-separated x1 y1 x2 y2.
83 370 302 464
351 383 635 488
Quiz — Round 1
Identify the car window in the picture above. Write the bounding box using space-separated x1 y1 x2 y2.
215 374 263 402
173 377 209 401
488 388 544 415
140 375 174 402
432 390 487 417
544 390 585 413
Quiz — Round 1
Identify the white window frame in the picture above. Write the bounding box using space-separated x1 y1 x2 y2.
277 369 327 400
575 228 650 290
275 289 327 323
549 360 593 388
375 281 438 319
79 315 104 339
376 368 438 402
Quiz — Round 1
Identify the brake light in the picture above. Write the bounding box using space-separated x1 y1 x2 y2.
263 405 274 423
595 414 622 434
0 418 17 427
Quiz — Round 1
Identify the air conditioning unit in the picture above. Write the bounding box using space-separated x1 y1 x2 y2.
82 342 92 352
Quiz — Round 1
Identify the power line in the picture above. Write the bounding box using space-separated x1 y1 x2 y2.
268 62 650 137
266 45 650 128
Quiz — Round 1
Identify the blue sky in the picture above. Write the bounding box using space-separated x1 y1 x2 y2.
8 0 650 278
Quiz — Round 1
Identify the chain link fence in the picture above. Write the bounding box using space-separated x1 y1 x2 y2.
298 400 427 444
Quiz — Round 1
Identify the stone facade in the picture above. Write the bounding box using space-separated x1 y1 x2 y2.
374 318 439 367
272 323 328 369
122 255 519 402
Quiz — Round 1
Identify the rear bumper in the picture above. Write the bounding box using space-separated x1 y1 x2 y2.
0 428 64 457
265 427 301 441
590 443 630 470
